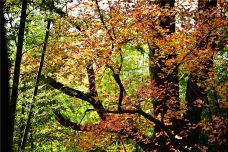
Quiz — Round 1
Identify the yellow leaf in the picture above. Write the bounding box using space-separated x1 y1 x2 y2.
94 96 99 101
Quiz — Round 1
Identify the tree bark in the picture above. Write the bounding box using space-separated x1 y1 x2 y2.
8 1 28 151
183 0 217 149
149 1 181 150
1 1 11 151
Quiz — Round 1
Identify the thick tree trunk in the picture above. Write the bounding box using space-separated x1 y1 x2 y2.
149 1 181 150
1 1 11 151
183 71 210 148
183 0 217 149
152 54 180 150
152 1 177 114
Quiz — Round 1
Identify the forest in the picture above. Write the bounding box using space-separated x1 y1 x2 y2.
1 0 227 151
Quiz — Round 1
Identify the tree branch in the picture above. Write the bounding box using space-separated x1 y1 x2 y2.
55 106 189 151
42 75 106 120
103 109 190 152
114 74 125 112
54 110 88 131
95 0 114 41
108 66 125 111
54 109 152 151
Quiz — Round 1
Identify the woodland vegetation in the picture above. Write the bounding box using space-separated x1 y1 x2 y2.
1 0 227 151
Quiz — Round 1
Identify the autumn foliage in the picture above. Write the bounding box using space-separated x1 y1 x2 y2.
6 0 227 151
36 0 228 151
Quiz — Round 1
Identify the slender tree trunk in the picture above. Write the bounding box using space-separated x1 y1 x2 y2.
19 18 51 151
1 1 11 151
8 1 28 151
18 103 25 152
30 127 34 151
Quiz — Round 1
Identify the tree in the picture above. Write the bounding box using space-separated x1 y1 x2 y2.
183 0 218 149
41 0 226 151
1 0 11 151
6 0 227 151
4 1 28 151
19 17 52 152
147 1 180 150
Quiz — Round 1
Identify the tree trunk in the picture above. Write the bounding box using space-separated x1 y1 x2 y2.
19 18 51 151
1 1 11 151
8 1 28 151
149 1 181 150
183 0 217 149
